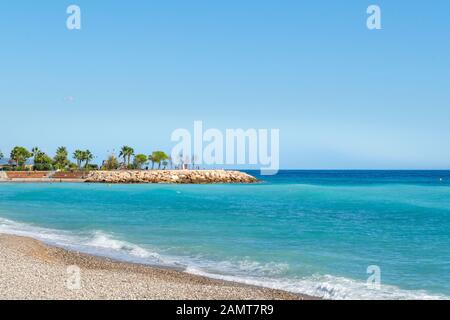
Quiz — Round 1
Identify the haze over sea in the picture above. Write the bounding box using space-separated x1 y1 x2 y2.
1 170 450 299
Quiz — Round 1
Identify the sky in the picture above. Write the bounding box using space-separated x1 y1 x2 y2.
0 0 449 169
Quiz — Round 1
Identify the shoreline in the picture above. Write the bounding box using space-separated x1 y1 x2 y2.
0 233 318 300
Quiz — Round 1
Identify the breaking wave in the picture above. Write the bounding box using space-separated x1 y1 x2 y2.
0 217 447 300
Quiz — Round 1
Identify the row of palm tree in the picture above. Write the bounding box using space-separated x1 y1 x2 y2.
73 150 94 169
0 146 96 171
117 146 170 170
119 146 134 166
0 146 171 171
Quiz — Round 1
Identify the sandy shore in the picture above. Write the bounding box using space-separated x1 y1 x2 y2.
0 234 316 300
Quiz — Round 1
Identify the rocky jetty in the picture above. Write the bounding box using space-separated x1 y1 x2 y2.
85 170 258 184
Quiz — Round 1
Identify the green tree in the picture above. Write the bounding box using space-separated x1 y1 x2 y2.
133 154 148 170
103 155 119 170
162 160 169 169
148 154 155 169
53 147 70 170
86 164 99 170
31 147 40 163
150 151 169 170
119 146 134 166
68 162 79 170
82 150 94 169
10 146 32 167
73 150 84 169
0 150 3 160
34 151 53 171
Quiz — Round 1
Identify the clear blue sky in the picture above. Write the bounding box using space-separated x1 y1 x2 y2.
0 1 449 169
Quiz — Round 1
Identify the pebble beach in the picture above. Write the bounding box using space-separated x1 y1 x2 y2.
0 234 313 300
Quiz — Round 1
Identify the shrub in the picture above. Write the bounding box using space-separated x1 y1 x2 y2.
103 155 119 170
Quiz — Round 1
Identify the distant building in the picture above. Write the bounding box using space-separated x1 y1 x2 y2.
0 158 34 171
0 158 13 170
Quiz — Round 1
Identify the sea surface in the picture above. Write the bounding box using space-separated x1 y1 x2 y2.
1 170 450 299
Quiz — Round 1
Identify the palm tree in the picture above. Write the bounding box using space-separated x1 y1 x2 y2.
0 150 3 160
119 146 134 166
119 147 127 165
31 147 40 163
55 146 68 158
83 150 94 168
127 148 134 166
53 146 69 170
73 150 84 169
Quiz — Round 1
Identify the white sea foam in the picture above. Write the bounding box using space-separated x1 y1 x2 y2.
0 217 448 300
184 268 448 300
0 217 165 265
86 230 161 260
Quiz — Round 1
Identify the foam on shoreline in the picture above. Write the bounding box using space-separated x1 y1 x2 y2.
0 217 447 300
0 229 304 300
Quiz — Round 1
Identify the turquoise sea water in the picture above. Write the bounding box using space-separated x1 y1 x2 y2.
1 170 450 299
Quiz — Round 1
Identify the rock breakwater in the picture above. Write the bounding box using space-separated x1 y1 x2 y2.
85 170 258 184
